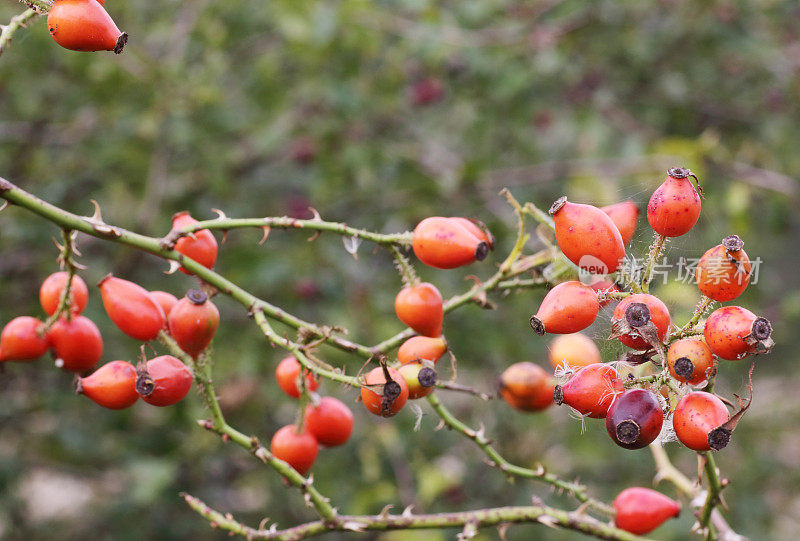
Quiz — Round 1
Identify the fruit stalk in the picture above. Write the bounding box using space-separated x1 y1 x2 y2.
41 229 80 329
641 233 666 293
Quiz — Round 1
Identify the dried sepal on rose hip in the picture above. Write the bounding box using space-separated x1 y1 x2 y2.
613 487 680 535
553 363 624 419
498 362 554 412
47 0 128 54
398 361 438 399
530 281 600 336
647 167 702 237
605 389 663 450
76 360 139 410
704 306 773 360
412 217 492 269
360 364 409 417
135 355 193 407
695 235 752 302
394 282 444 338
666 338 714 385
609 294 671 351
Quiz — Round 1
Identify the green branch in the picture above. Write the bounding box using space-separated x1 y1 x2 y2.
0 8 40 58
183 493 648 541
157 331 339 523
698 453 725 540
426 393 615 516
163 215 413 249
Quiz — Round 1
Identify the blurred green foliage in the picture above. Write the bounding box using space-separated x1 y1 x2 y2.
0 0 799 539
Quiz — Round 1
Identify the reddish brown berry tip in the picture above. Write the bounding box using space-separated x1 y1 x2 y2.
625 302 651 328
187 289 208 305
135 372 155 397
548 196 568 215
615 420 641 445
418 367 437 388
708 426 732 451
474 242 489 261
529 316 546 336
750 317 772 341
114 33 128 54
381 380 402 414
673 357 695 379
553 385 564 405
722 235 744 252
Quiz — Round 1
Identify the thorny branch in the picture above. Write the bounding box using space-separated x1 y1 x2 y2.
0 177 745 540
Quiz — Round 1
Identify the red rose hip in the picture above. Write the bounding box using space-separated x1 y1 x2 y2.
361 366 409 417
304 397 354 447
498 362 554 412
270 425 319 476
647 167 702 237
99 275 165 341
554 363 624 419
394 282 444 337
605 389 664 449
275 356 319 398
601 200 639 245
167 290 219 358
666 339 714 385
76 360 139 409
40 271 89 316
412 217 491 269
613 487 680 535
530 281 600 335
695 235 752 302
171 211 219 275
49 315 103 372
673 391 730 451
135 355 193 407
47 0 127 53
611 294 671 350
550 197 625 274
0 316 50 362
704 306 773 360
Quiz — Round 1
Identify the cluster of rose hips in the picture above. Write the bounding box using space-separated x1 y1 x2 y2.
0 212 219 409
352 217 493 419
497 167 773 535
47 0 128 54
269 357 355 475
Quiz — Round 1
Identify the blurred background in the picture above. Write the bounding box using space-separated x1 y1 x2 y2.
1 0 799 539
